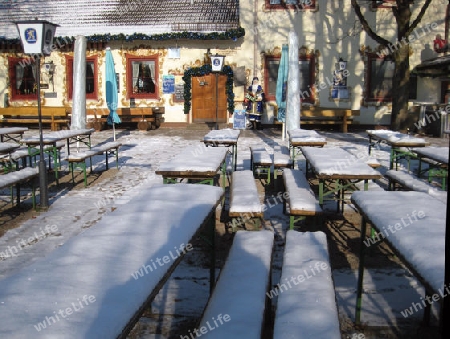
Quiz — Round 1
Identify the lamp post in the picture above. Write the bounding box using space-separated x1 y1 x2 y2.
15 20 59 209
210 54 225 130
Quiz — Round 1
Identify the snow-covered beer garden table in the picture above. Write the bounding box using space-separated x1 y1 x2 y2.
366 129 429 170
351 191 445 326
20 128 95 183
287 128 327 162
0 127 28 143
301 146 382 212
413 146 449 189
202 128 240 171
0 183 224 338
156 144 229 187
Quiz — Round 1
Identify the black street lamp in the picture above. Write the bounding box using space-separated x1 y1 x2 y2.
210 54 225 130
15 20 59 209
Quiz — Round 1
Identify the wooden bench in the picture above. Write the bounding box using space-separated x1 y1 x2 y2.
273 145 293 179
300 107 360 133
197 230 274 339
87 107 165 131
0 184 224 338
273 230 341 339
274 107 359 133
228 170 263 231
0 107 71 131
0 167 39 208
282 168 322 229
67 141 121 187
250 146 272 185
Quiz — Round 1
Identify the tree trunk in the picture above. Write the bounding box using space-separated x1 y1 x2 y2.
390 0 412 131
391 44 410 131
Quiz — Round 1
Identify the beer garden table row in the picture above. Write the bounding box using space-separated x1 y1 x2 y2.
0 127 28 143
351 190 445 326
19 128 95 183
301 146 382 212
366 129 429 170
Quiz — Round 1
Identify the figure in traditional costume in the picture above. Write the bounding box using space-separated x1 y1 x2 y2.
245 77 265 130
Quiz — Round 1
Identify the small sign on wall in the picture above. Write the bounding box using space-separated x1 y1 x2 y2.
163 75 175 94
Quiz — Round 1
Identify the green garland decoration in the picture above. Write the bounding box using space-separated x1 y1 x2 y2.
182 64 235 115
0 27 245 44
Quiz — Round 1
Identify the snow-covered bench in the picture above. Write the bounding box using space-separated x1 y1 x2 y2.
228 170 263 230
197 230 274 339
67 141 121 186
273 145 293 180
385 169 436 192
0 167 39 208
282 168 322 230
273 230 341 339
250 146 272 185
0 184 224 338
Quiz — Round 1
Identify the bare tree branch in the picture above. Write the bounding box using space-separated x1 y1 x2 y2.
351 0 391 46
407 0 434 35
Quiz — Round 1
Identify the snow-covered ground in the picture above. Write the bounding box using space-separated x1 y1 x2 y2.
0 127 447 338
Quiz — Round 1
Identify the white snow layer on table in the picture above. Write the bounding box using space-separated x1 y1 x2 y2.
351 190 445 293
287 128 327 143
273 231 340 339
202 128 240 143
367 130 427 145
157 144 228 172
0 142 20 153
0 167 38 188
229 170 262 214
413 146 449 164
251 146 272 164
274 145 293 167
0 184 223 338
199 230 274 339
301 146 381 176
20 129 94 144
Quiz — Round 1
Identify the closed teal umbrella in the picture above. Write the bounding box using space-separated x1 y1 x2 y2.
276 44 289 123
106 48 121 140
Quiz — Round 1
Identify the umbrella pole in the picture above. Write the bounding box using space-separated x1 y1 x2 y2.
282 122 286 141
113 123 116 141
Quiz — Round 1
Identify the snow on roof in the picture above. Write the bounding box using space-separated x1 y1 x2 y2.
0 183 223 338
351 190 445 293
0 0 239 39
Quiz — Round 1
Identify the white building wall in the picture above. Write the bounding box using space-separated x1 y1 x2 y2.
0 0 448 127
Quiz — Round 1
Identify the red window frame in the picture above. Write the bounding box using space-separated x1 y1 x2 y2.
66 55 98 101
8 57 38 102
126 54 159 100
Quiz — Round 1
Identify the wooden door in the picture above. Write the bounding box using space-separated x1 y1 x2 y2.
191 73 227 123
